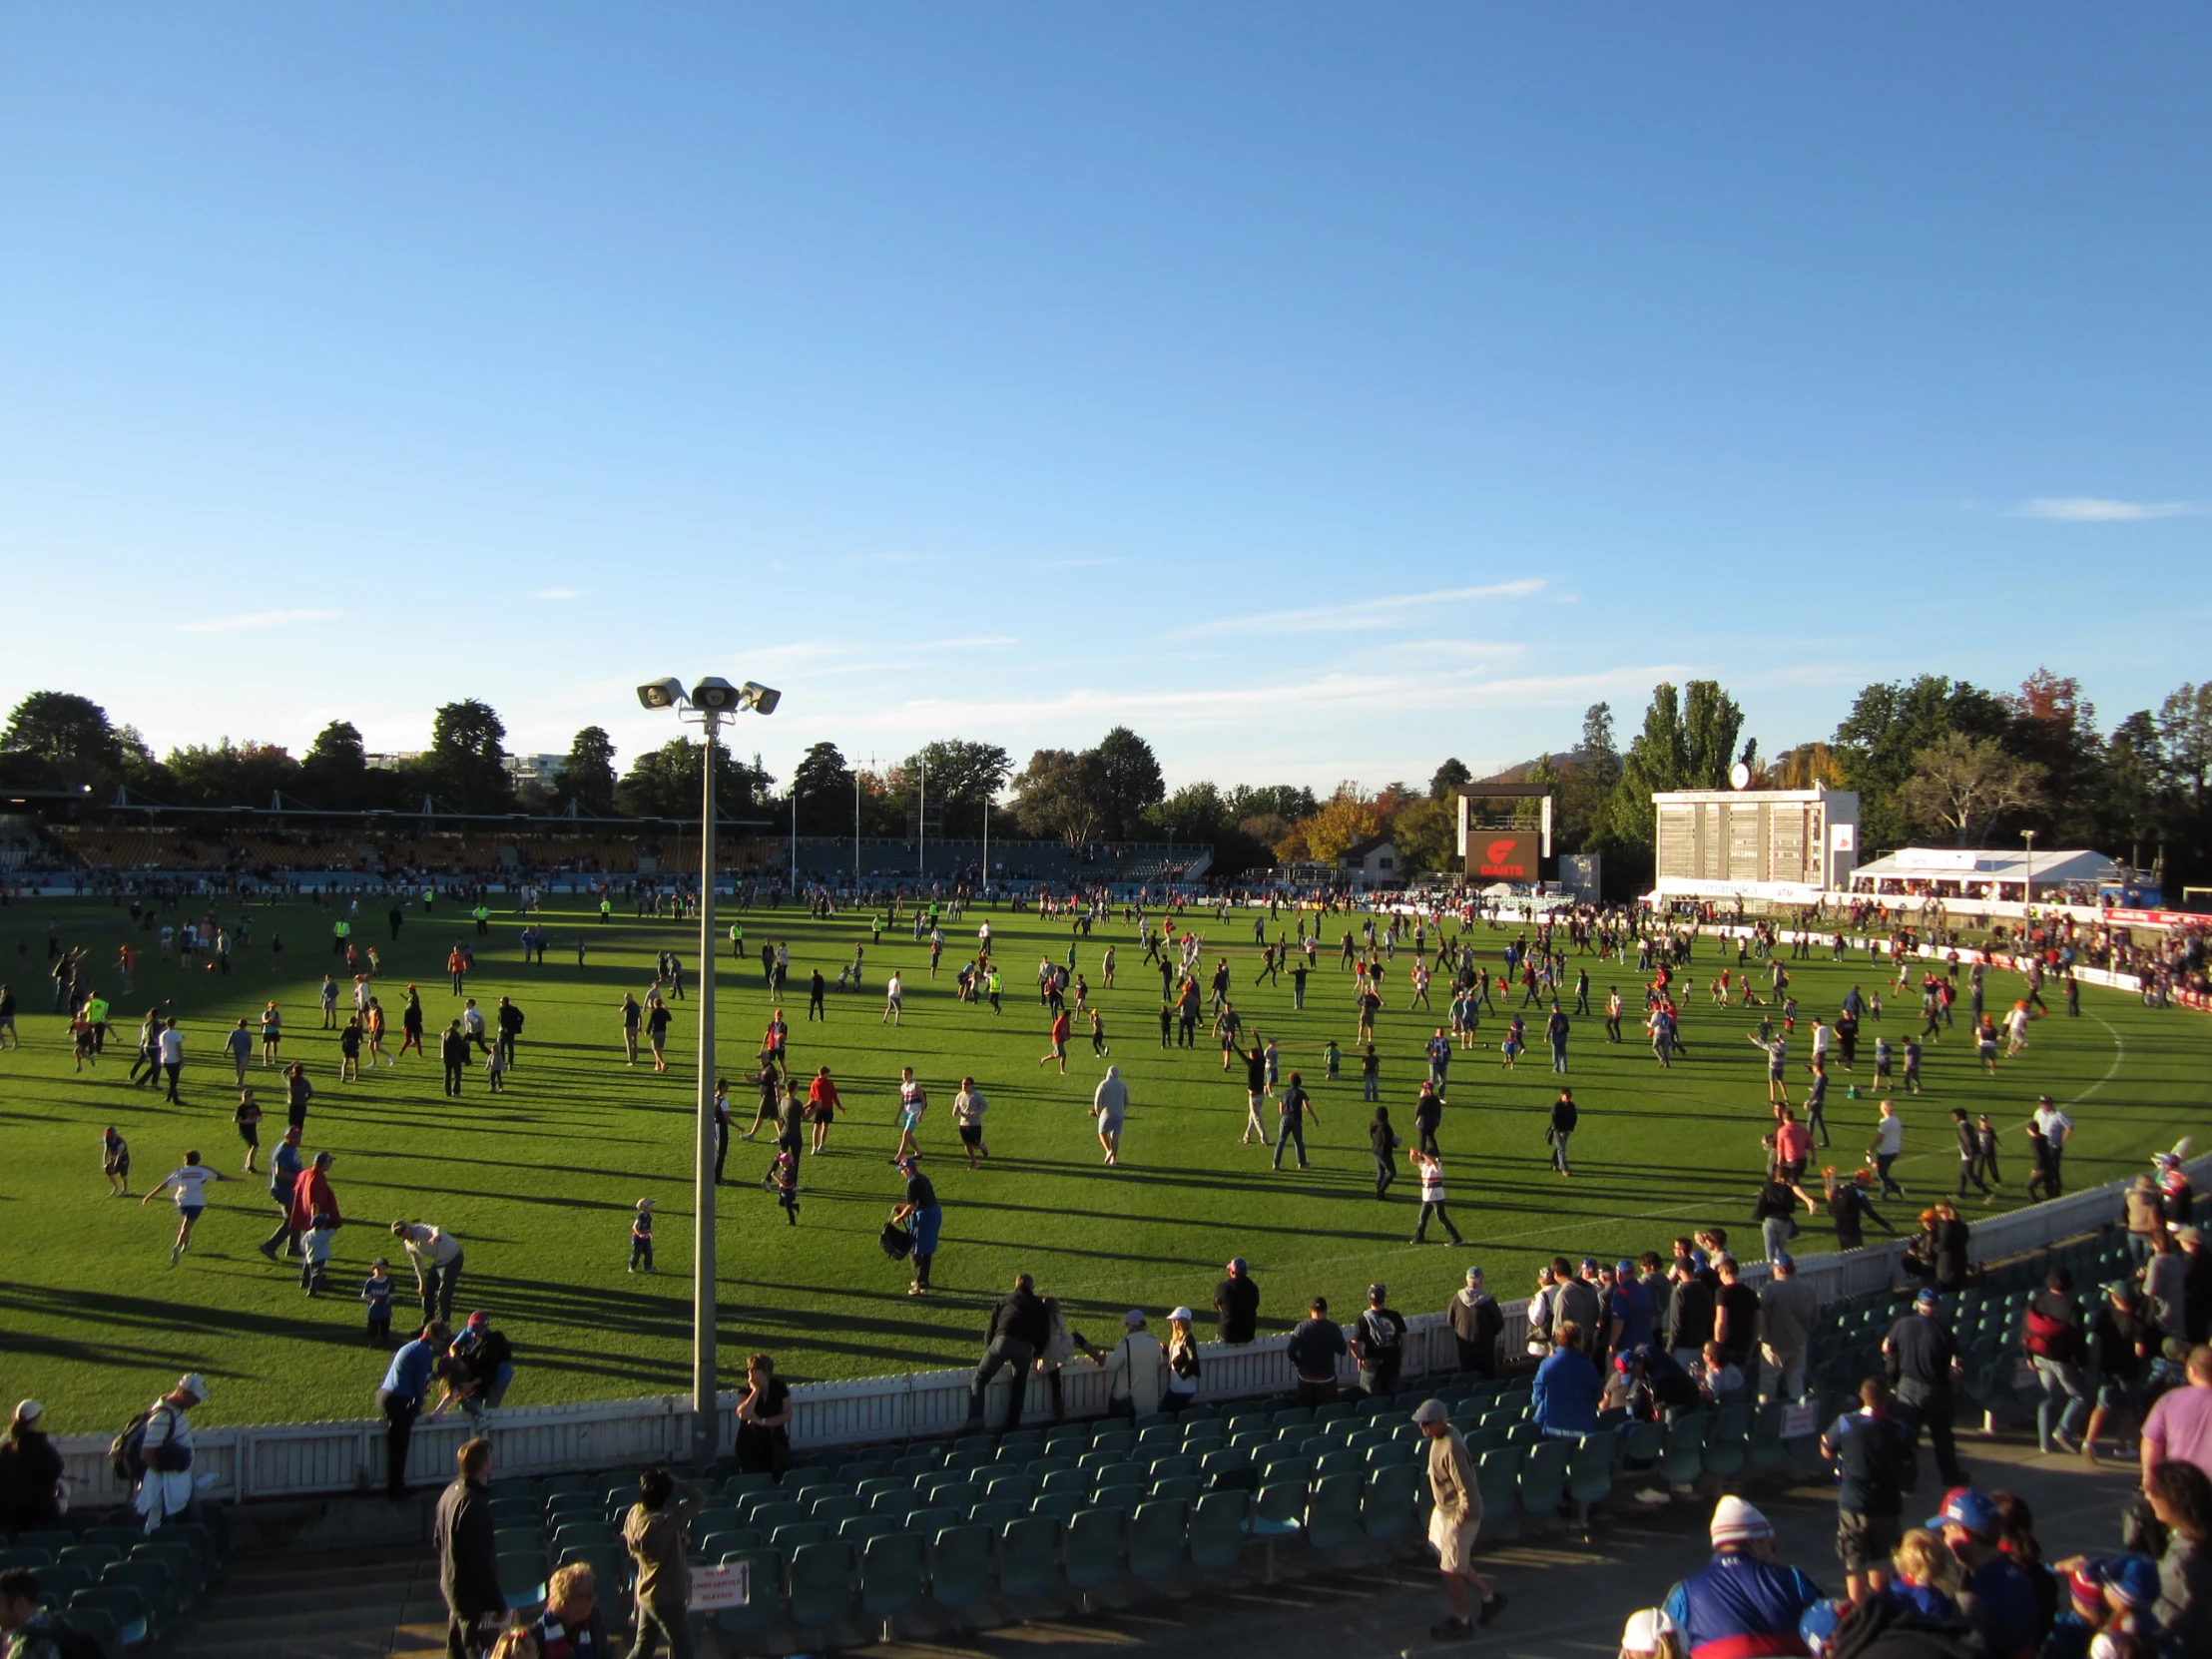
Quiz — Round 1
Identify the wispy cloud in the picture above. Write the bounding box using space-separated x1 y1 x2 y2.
2012 497 2202 522
1177 579 1546 638
179 608 338 634
534 587 590 600
1032 556 1119 570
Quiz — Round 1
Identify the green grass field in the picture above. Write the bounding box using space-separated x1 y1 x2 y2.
2 892 2205 1433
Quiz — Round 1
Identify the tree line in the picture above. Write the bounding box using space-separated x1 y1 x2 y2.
4 668 2206 888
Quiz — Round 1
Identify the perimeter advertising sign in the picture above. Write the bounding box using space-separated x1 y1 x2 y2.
1470 831 1538 881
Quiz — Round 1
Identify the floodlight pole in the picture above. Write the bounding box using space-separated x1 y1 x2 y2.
692 711 723 1473
2021 829 2036 906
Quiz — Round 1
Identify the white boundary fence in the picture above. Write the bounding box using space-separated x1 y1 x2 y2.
50 1153 2205 1512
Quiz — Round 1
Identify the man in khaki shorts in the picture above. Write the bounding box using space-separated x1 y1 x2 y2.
1412 1398 1507 1639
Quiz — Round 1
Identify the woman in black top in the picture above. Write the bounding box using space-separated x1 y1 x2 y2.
733 1353 794 1474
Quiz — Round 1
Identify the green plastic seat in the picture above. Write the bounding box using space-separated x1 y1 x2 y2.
1255 1480 1306 1527
1029 1491 1082 1526
984 1472 1037 1505
744 1499 806 1532
966 1498 1024 1530
859 1530 926 1626
96 1562 174 1640
1474 1447 1522 1538
1518 1436 1570 1524
1304 1472 1363 1554
1128 1497 1188 1581
1704 1401 1752 1481
1658 1410 1709 1487
1149 1474 1202 1506
69 1586 149 1651
926 1521 994 1610
996 1515 1061 1598
837 1514 899 1545
810 1492 865 1526
770 1521 830 1557
1063 1505 1128 1594
128 1541 204 1607
1362 1462 1419 1542
1565 1432 1616 1533
1094 1462 1146 1498
496 1551 546 1612
1189 1488 1251 1571
0 1546 57 1572
14 1531 74 1560
714 1548 783 1640
788 1538 855 1627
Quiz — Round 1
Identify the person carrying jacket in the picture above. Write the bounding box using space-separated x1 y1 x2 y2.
622 1466 704 1659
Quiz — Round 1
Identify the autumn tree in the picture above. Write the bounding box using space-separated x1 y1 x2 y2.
1894 733 2045 844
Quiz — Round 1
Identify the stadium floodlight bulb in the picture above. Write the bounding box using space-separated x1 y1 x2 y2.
636 677 686 711
738 681 782 715
689 676 740 712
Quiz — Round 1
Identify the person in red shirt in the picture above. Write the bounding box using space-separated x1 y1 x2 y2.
805 1066 844 1155
1039 1008 1072 1075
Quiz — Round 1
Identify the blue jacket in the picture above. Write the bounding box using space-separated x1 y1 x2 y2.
1661 1551 1823 1659
1532 1348 1600 1434
381 1337 435 1406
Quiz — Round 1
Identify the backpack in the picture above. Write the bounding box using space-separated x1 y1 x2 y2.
879 1222 914 1261
109 1403 185 1480
1360 1309 1401 1357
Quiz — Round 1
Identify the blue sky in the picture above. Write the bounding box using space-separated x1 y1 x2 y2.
3 6 2205 794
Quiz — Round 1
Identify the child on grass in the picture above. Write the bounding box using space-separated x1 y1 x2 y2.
767 1151 801 1224
362 1257 394 1345
629 1198 655 1273
483 1043 506 1093
235 1089 263 1173
103 1125 131 1196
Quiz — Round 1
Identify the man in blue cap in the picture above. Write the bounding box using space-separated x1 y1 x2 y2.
1930 1486 2039 1659
1885 1288 1965 1486
888 1155 941 1297
1606 1258 1656 1366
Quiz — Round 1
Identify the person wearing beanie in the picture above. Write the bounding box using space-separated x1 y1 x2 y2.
1657 1497 1822 1659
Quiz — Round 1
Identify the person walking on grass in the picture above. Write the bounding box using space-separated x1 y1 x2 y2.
882 969 903 1025
807 1065 845 1155
891 1067 926 1163
234 1089 263 1173
890 1155 941 1296
1272 1071 1317 1171
1408 1147 1465 1244
1413 1397 1507 1639
1039 1005 1071 1074
1547 1088 1577 1177
1092 1065 1129 1166
143 1150 229 1267
1240 1041 1269 1145
953 1076 989 1168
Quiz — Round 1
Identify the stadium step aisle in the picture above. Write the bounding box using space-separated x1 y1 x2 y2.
163 1542 437 1659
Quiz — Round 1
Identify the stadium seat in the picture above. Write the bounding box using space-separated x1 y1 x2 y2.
837 1514 900 1546
69 1586 148 1652
1063 1506 1128 1596
926 1521 994 1610
966 1498 1025 1530
1658 1410 1709 1488
744 1500 805 1532
0 1547 54 1571
80 1529 144 1555
31 1565 91 1610
1518 1437 1569 1525
1316 1448 1364 1478
714 1548 783 1641
128 1541 204 1607
999 1428 1044 1457
14 1531 74 1559
810 1493 864 1526
1313 1400 1355 1426
1304 1473 1363 1554
689 1506 742 1539
1189 1488 1251 1572
1095 1462 1146 1498
1029 1491 1082 1526
1077 1449 1120 1474
770 1521 830 1557
1136 1423 1180 1453
1039 1467 1087 1498
1128 1497 1189 1581
859 1530 926 1629
902 1505 960 1539
996 1515 1061 1599
1565 1434 1616 1536
1704 1401 1752 1482
1362 1463 1419 1542
788 1539 855 1628
96 1562 173 1640
697 1529 756 1561
1149 1474 1202 1507
984 1472 1037 1505
1147 1452 1198 1481
1027 1454 1074 1479
496 1552 547 1613
925 1479 980 1513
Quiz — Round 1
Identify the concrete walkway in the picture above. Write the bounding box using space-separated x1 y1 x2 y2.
167 1428 2143 1659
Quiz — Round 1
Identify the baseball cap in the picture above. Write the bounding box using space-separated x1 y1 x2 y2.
637 1197 656 1211
1123 1310 1146 1327
1409 1398 1449 1425
1709 1495 1773 1546
1916 1287 1940 1307
1772 1253 1793 1270
1169 1306 1193 1322
2037 1094 2053 1105
177 1374 210 1401
467 1312 488 1328
1368 1283 1386 1302
1929 1486 1999 1538
1226 1257 1247 1274
1615 1259 1636 1276
1581 1257 1600 1272
1619 1609 1666 1657
1465 1267 1484 1284
11 1400 41 1424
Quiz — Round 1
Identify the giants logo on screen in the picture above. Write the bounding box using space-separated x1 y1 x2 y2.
1473 832 1537 880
